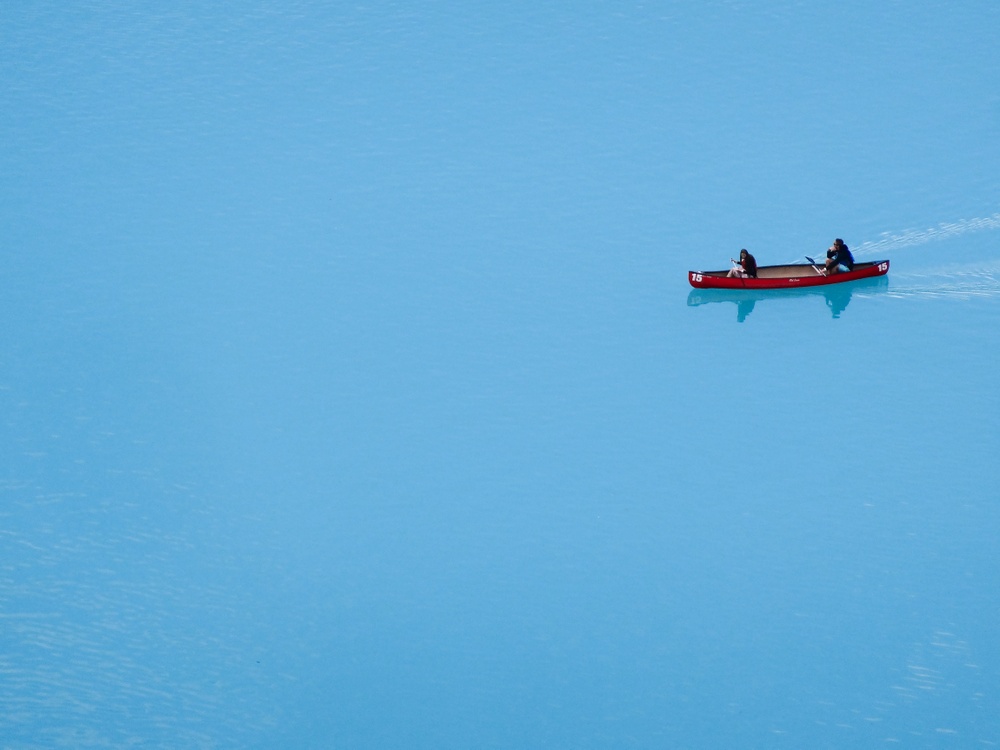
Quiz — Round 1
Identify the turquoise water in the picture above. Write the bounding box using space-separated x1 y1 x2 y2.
3 3 999 747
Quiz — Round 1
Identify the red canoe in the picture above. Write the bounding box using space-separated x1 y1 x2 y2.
688 259 889 289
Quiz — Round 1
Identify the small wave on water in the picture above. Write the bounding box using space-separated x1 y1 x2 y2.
885 261 1000 300
853 212 1000 257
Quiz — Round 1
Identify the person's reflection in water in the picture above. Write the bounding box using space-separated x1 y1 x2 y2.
732 285 852 321
823 285 853 318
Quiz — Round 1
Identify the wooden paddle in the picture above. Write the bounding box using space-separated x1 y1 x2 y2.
805 256 825 275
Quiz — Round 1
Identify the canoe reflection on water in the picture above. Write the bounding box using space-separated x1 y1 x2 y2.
687 275 889 321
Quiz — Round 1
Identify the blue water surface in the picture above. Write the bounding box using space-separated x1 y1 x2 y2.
2 2 999 747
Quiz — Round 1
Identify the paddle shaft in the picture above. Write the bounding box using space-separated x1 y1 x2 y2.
805 256 825 275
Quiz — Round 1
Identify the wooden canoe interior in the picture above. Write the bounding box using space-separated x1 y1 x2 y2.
704 261 881 279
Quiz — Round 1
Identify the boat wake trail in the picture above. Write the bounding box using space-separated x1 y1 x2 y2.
853 212 1000 257
847 211 1000 300
886 260 1000 300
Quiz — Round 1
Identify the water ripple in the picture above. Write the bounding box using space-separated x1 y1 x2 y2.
855 212 1000 257
886 260 1000 300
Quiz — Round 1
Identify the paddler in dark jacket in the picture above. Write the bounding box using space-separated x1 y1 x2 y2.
726 248 758 278
824 238 854 274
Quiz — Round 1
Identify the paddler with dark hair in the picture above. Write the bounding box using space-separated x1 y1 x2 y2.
726 248 757 278
823 238 854 275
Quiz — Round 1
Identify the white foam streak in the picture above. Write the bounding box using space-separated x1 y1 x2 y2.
886 260 1000 300
854 213 1000 257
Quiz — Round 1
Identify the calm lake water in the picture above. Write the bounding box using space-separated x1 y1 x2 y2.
3 2 999 747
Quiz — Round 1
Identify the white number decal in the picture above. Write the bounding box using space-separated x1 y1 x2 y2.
878 263 888 272
692 273 703 282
